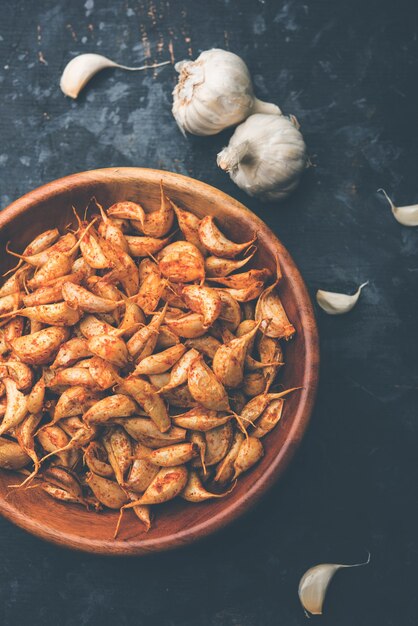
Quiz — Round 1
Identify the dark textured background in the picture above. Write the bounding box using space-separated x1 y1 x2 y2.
1 0 417 624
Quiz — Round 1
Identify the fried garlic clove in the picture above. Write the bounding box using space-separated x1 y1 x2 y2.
83 394 138 425
233 436 264 479
0 437 30 469
84 441 114 478
252 398 284 438
165 312 208 339
27 377 45 414
143 442 198 467
0 378 28 436
133 344 186 376
170 199 207 255
125 443 159 493
117 376 171 433
49 367 97 388
158 241 205 283
126 465 188 505
205 248 256 277
182 285 222 327
255 282 295 339
141 183 174 237
188 354 230 411
102 426 132 485
181 470 230 502
86 471 128 509
53 386 100 422
51 338 91 369
213 320 261 388
214 431 245 484
126 234 171 257
3 360 33 392
204 422 233 466
172 407 232 431
62 282 121 314
215 289 242 331
198 215 256 259
87 334 129 367
127 305 167 360
156 348 199 394
118 418 186 448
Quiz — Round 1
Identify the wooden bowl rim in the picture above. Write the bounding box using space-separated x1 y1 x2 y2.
0 167 319 555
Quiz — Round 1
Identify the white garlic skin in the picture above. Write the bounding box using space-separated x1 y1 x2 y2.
172 49 281 136
217 113 307 201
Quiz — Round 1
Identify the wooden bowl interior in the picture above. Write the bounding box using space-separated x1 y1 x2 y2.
0 169 318 555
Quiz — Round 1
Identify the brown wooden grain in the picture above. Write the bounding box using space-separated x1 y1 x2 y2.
0 168 319 556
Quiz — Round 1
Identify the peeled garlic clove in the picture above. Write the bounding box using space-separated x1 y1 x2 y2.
172 48 281 136
298 554 371 616
60 53 170 99
316 282 368 315
378 188 418 226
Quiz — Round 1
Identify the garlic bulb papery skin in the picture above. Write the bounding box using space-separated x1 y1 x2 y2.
172 49 281 136
217 113 307 201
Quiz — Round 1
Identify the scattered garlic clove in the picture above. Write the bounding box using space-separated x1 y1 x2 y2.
316 282 368 315
298 554 371 616
377 188 418 226
60 53 170 99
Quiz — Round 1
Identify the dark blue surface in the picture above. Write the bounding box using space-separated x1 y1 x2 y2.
1 0 417 624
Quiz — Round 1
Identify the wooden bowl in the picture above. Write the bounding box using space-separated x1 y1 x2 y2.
0 168 319 555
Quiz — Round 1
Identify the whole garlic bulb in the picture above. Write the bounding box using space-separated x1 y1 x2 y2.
217 113 307 201
172 49 281 136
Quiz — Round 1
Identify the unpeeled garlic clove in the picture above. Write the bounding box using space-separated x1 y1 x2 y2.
316 282 368 315
377 188 418 226
298 554 371 616
60 53 170 99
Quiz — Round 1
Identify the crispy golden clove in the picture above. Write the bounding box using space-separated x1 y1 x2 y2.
198 216 256 258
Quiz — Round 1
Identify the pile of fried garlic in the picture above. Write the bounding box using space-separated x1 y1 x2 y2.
0 186 298 535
